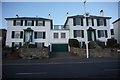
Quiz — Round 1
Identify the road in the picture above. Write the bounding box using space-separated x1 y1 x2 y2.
2 60 120 79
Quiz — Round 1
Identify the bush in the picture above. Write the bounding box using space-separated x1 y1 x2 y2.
68 39 79 48
107 38 117 48
96 40 105 48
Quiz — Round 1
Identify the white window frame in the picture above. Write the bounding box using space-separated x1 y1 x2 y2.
37 32 43 39
14 31 20 38
99 19 104 26
75 30 83 38
88 19 92 26
38 21 43 26
16 20 21 26
61 33 66 38
27 20 32 26
54 33 59 39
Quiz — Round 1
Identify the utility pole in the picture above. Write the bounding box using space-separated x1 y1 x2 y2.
84 0 89 58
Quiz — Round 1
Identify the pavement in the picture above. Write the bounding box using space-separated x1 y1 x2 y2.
2 52 120 65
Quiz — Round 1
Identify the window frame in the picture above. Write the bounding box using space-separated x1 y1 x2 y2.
54 33 59 39
61 33 66 38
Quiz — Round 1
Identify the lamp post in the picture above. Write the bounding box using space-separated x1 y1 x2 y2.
84 0 89 58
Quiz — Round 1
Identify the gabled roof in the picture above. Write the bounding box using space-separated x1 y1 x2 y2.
112 18 120 24
5 17 52 21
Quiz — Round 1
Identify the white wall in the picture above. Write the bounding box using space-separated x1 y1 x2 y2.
6 20 51 47
113 20 120 43
65 18 111 43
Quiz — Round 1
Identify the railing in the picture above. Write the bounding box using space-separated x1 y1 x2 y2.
53 25 69 30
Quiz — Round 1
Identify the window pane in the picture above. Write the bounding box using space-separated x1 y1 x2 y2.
99 19 104 26
54 33 58 38
27 21 32 26
88 19 92 26
37 32 43 38
76 18 81 25
61 33 66 38
14 31 20 38
101 30 104 37
16 21 21 26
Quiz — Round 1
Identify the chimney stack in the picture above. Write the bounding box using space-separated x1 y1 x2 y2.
16 14 19 18
66 12 69 17
48 14 51 19
99 10 104 16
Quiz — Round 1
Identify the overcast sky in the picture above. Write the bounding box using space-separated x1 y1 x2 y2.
1 2 119 29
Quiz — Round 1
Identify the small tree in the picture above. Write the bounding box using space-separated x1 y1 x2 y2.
68 39 79 48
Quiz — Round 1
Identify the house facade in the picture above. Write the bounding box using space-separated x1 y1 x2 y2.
5 17 52 48
113 18 120 44
5 11 112 52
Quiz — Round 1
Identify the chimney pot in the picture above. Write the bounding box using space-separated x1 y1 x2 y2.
100 10 104 16
16 14 19 18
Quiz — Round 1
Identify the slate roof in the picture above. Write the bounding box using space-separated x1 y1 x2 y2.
5 17 52 21
112 18 120 24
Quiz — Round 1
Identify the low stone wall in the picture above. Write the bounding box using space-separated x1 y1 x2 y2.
70 47 120 58
19 48 49 59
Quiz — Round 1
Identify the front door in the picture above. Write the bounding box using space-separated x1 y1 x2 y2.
87 27 96 41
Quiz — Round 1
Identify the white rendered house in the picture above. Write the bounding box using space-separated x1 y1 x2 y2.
5 17 52 48
5 11 112 52
113 18 120 44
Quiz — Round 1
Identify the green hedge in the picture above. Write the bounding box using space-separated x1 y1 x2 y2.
68 39 79 48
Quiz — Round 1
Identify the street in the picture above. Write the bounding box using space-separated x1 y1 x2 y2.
2 60 120 79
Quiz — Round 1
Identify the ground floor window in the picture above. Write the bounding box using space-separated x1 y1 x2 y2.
97 30 108 38
73 30 84 38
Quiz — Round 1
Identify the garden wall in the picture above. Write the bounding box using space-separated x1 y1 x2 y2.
19 48 49 59
70 47 120 58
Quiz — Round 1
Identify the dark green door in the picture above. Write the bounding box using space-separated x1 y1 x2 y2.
52 44 68 52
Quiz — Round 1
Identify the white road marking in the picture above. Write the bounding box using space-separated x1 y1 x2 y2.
16 72 47 75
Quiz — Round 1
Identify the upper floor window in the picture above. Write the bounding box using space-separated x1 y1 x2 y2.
54 33 59 39
36 20 45 26
97 30 108 38
74 30 84 38
97 19 107 26
34 32 46 39
11 31 23 39
73 18 83 26
61 33 66 38
25 20 34 26
13 20 23 26
16 20 21 26
86 18 94 26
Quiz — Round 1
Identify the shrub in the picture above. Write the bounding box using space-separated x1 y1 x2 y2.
107 38 117 48
68 39 79 48
96 40 105 48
